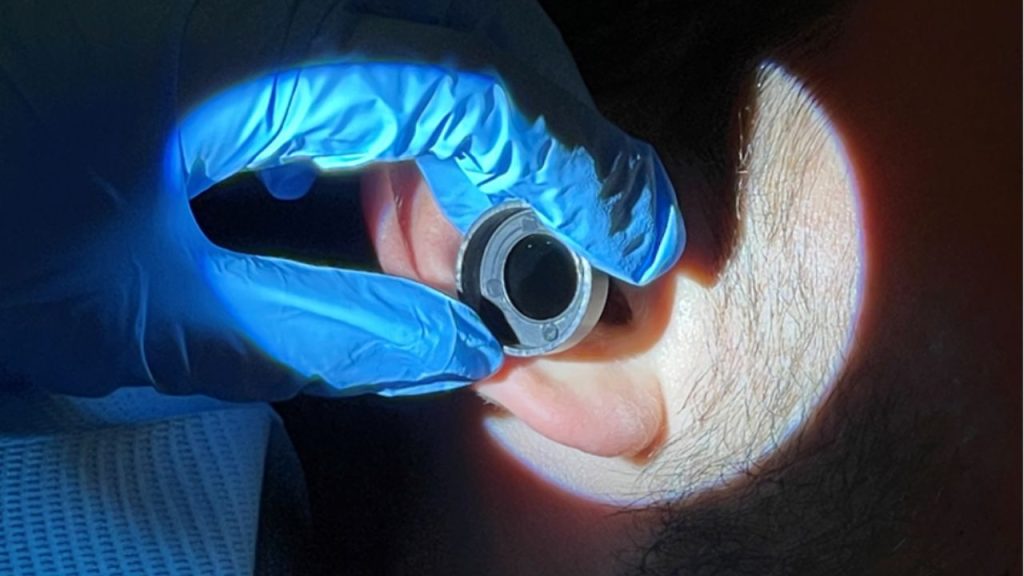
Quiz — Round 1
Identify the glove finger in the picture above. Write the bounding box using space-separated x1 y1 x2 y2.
199 246 503 396
415 155 492 234
170 62 684 286
256 161 318 200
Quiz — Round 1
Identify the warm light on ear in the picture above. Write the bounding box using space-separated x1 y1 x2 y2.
473 62 863 506
475 355 665 459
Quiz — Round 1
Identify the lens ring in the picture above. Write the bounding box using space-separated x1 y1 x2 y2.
455 202 608 356
503 233 578 320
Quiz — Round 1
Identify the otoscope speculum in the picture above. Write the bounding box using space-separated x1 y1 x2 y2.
456 202 608 357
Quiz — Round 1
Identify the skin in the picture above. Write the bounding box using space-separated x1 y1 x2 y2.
343 0 1019 574
1 0 1015 574
363 60 860 497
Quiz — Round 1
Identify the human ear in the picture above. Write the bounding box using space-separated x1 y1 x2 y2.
472 277 676 458
366 62 862 499
361 161 677 458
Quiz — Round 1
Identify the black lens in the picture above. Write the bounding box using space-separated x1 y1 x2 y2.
504 234 577 320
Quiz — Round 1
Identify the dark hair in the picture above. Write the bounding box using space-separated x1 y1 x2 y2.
534 3 948 576
539 0 844 277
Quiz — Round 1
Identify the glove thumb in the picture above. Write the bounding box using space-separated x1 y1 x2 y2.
197 245 503 397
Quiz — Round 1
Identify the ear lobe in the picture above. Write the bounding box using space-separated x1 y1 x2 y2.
475 357 665 458
473 278 674 458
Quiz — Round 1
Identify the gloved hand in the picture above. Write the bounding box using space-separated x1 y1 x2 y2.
0 10 683 401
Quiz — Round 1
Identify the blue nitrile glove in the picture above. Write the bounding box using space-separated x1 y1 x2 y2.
2 64 682 401
1 60 684 400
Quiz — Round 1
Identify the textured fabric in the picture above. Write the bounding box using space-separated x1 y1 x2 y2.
0 383 280 575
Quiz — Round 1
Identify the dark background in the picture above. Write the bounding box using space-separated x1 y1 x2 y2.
189 1 853 574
